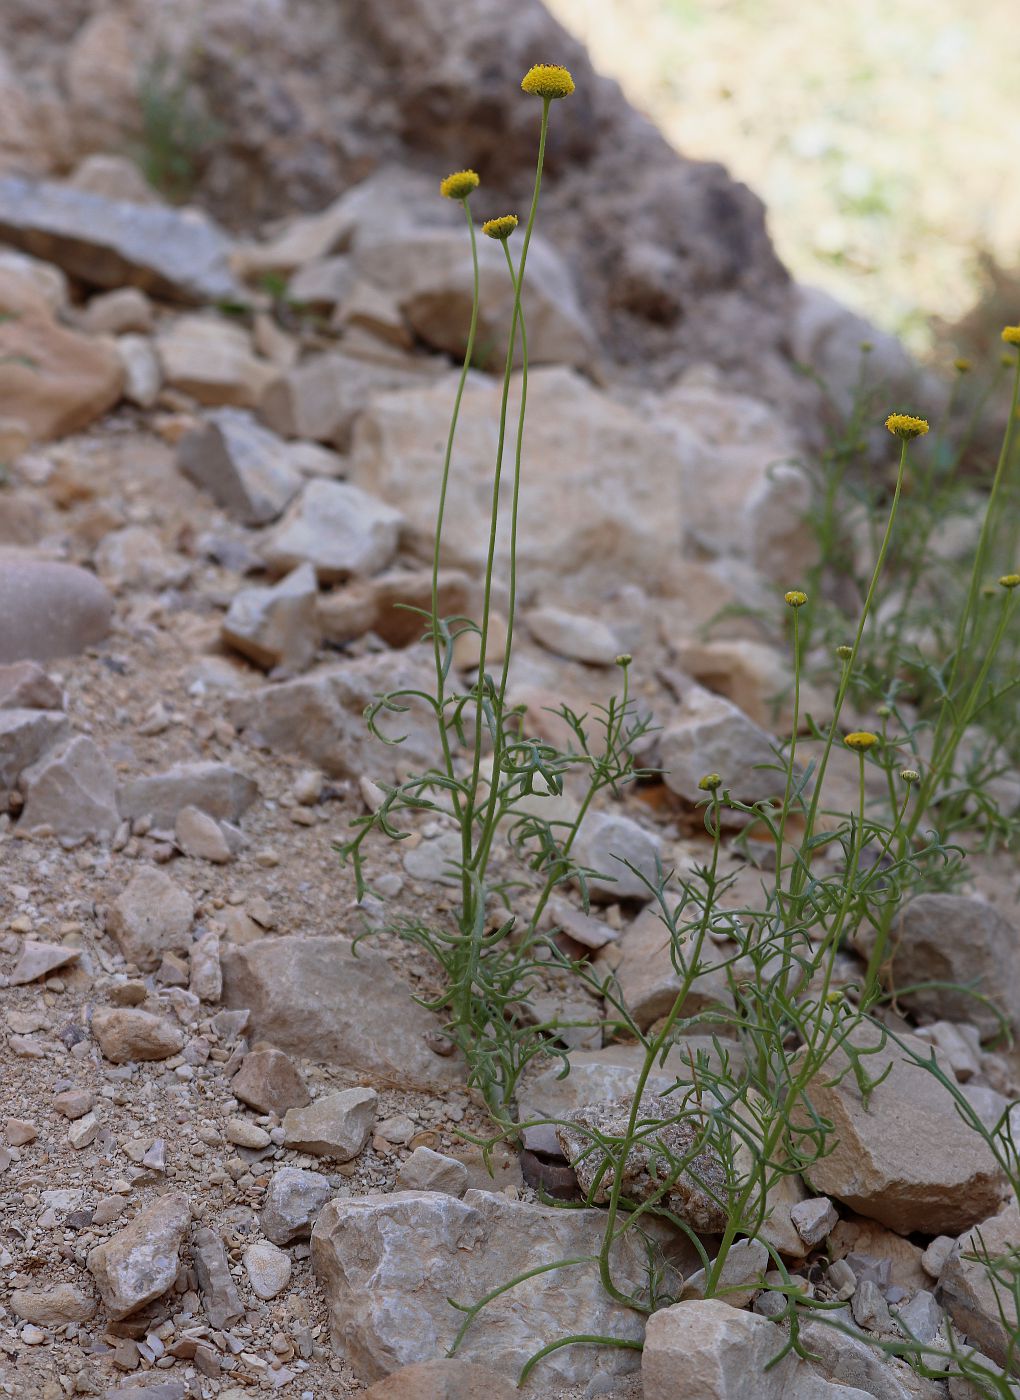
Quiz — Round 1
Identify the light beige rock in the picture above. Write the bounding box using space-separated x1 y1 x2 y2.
284 1087 378 1160
362 1360 519 1400
116 333 162 407
231 1044 309 1117
11 1283 97 1326
107 868 194 971
0 661 63 711
87 1193 191 1319
611 905 744 1031
311 1190 648 1385
938 1203 1020 1372
18 735 120 841
0 560 113 664
261 1166 333 1246
243 1240 291 1300
673 639 828 733
0 269 123 441
79 287 153 336
68 154 159 206
259 478 404 583
175 806 233 864
0 708 69 788
395 1147 469 1198
259 351 435 450
176 407 303 526
221 937 463 1090
571 809 663 902
659 679 788 807
94 525 189 591
797 1023 1006 1235
317 568 471 648
222 563 320 671
351 367 687 601
157 316 278 408
91 1008 185 1064
0 249 69 313
526 607 620 666
189 932 223 1003
118 761 258 826
9 940 80 985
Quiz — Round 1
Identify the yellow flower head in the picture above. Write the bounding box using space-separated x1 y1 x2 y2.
844 731 878 751
439 169 480 201
1001 326 1020 347
784 590 808 608
1000 573 1020 590
521 63 575 100
482 214 519 241
885 413 929 440
900 769 920 784
698 772 722 792
953 358 972 374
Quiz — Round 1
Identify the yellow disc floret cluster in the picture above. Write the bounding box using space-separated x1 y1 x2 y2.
784 590 808 608
439 169 480 200
885 414 929 440
521 64 575 99
1001 326 1020 347
1000 573 1020 590
844 731 878 751
482 215 519 241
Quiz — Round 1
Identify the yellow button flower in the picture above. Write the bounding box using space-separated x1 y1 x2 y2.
1001 326 1020 346
698 773 722 791
482 215 519 240
885 414 929 440
439 169 480 201
784 590 808 608
999 573 1020 590
521 64 575 99
844 731 878 751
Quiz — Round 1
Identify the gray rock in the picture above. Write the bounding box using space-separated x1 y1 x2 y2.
259 350 433 450
526 606 620 666
683 1239 770 1308
611 905 745 1031
243 1240 291 1300
894 1290 943 1347
86 1193 191 1319
796 1318 946 1399
0 177 239 303
259 478 404 583
192 1226 244 1329
571 809 663 902
175 805 233 863
18 735 120 841
311 1189 648 1385
221 936 463 1090
118 760 258 826
177 408 303 526
938 1203 1020 1372
107 867 194 971
556 1092 729 1233
231 1044 309 1116
0 661 63 710
222 563 320 672
395 1147 469 1198
0 560 113 664
261 1166 332 1246
660 679 787 807
0 707 69 787
9 940 80 985
116 333 162 407
189 932 223 1003
283 1087 378 1160
791 1197 839 1249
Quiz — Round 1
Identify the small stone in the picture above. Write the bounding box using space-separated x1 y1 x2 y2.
175 805 233 863
0 660 63 710
260 478 404 583
176 407 302 526
68 1111 101 1149
80 286 153 336
106 867 194 971
6 1117 37 1145
0 560 112 665
0 708 69 789
11 1282 97 1326
243 1240 292 1299
894 1290 943 1346
921 1235 956 1280
292 769 324 805
189 932 223 1003
395 1147 469 1198
683 1239 769 1309
261 1166 332 1246
226 1117 272 1150
526 607 620 666
17 734 120 841
571 810 662 903
9 940 80 985
54 1088 94 1120
283 1087 378 1160
20 1323 46 1345
192 1226 244 1329
222 562 320 672
231 1045 310 1116
141 1139 166 1172
790 1196 839 1249
118 760 258 827
91 1008 185 1063
86 1193 191 1319
851 1278 893 1332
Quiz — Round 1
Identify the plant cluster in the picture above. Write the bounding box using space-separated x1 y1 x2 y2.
338 64 1020 1398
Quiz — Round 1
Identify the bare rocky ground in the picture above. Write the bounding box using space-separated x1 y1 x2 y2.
0 6 1019 1400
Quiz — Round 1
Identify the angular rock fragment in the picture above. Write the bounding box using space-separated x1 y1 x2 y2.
231 1044 310 1116
176 407 303 525
222 563 319 671
938 1203 1020 1372
659 680 787 807
9 940 80 985
571 809 663 902
106 867 194 971
18 735 120 841
175 805 233 863
10 1283 97 1326
283 1087 378 1160
259 478 404 583
87 1193 191 1318
0 662 63 711
395 1147 469 1198
91 1008 185 1064
192 1227 244 1329
261 1166 332 1246
118 761 258 826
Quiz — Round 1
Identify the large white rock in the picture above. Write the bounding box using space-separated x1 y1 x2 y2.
87 1194 191 1319
311 1189 649 1385
259 478 404 583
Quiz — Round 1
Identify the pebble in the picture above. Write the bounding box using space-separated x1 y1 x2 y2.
68 1112 101 1149
243 1241 292 1299
225 1117 272 1150
5 1118 37 1146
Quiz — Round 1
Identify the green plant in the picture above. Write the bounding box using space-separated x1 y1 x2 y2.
133 53 222 202
337 61 1020 1398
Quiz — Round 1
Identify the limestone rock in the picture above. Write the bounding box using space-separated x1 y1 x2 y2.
18 735 120 841
351 368 687 600
157 315 278 409
283 1087 378 1160
227 648 441 779
683 1239 770 1308
355 229 594 368
189 932 223 1003
0 661 63 710
571 809 663 903
175 806 233 863
222 563 320 672
87 1193 191 1319
660 680 787 807
259 351 435 450
10 1283 97 1326
94 525 190 592
192 1227 244 1329
0 177 239 303
68 154 159 206
363 1360 519 1399
220 936 463 1090
9 941 80 985
938 1203 1020 1372
795 1318 946 1400
176 407 303 526
611 905 744 1031
861 894 1020 1040
311 1189 648 1384
243 1240 292 1300
0 269 124 441
317 567 471 648
107 868 194 971
0 707 69 788
259 478 404 583
791 1197 839 1249
395 1147 469 1198
118 761 258 826
526 606 620 666
231 1044 309 1117
0 249 69 314
116 332 162 407
798 1023 1006 1235
91 1008 185 1064
557 1093 729 1233
79 287 154 336
0 561 112 664
261 1166 332 1246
